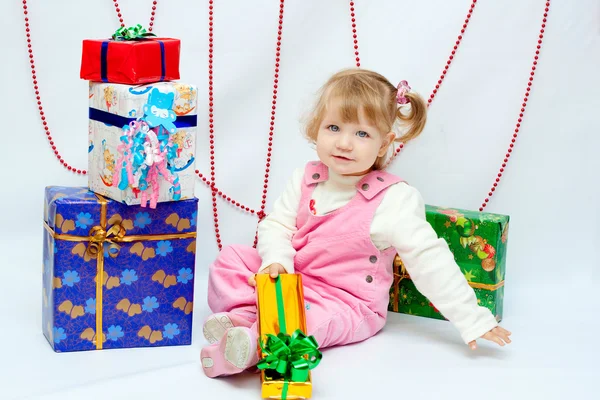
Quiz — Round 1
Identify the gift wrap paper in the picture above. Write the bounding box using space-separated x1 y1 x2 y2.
389 205 509 322
257 274 313 400
88 81 197 206
42 186 198 352
80 37 180 85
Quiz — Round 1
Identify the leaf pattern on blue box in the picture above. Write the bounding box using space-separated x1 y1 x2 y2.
55 214 76 234
42 186 198 352
186 240 196 254
138 325 163 344
130 242 156 260
164 213 191 232
58 300 85 319
172 297 193 315
116 298 142 317
151 269 177 288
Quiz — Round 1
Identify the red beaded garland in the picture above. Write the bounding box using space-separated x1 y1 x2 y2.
252 0 286 248
22 0 86 175
24 0 550 249
112 0 158 31
380 0 550 213
205 0 221 249
21 0 158 175
386 0 478 166
478 1 550 212
349 1 360 67
200 0 286 250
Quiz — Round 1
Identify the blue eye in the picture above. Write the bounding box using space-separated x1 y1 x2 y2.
328 125 340 132
356 131 369 138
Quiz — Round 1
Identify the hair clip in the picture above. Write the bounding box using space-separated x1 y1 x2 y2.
396 80 411 104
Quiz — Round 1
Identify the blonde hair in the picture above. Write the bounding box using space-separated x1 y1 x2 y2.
305 68 427 169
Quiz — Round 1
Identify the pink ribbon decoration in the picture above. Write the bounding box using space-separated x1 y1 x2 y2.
112 120 181 209
396 80 411 105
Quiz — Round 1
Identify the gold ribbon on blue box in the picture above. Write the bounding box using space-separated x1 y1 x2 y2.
256 274 322 400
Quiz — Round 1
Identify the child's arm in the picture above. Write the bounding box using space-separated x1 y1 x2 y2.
380 182 509 346
255 167 304 275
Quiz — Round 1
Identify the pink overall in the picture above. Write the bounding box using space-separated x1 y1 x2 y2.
207 161 402 350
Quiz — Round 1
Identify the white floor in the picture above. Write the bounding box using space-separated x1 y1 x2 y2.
1 236 597 400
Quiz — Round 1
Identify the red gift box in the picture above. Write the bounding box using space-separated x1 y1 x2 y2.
80 38 180 85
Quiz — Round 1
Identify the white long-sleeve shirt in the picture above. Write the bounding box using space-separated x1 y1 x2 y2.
257 166 499 344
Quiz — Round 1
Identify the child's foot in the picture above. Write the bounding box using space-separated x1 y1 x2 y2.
202 312 253 344
200 327 258 378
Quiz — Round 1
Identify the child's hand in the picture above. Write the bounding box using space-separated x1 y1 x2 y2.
468 326 512 350
247 263 287 287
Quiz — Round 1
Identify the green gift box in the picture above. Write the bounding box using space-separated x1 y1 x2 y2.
389 205 509 322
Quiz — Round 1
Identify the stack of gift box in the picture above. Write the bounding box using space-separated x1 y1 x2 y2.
42 27 200 352
39 30 510 400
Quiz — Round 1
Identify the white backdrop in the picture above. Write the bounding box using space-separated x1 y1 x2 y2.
1 1 599 399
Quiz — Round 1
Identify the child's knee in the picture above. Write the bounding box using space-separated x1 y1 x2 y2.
216 244 239 262
209 245 243 273
219 244 257 266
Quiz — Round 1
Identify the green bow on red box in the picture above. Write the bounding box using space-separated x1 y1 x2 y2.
112 24 156 41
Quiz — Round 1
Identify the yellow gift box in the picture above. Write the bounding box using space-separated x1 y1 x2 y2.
256 274 318 400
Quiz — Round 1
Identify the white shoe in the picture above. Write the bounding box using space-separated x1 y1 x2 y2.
202 313 234 344
223 327 252 369
200 326 257 378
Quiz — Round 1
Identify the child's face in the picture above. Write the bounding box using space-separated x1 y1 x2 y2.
316 100 394 176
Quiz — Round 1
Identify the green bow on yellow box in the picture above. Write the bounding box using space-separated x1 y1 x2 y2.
258 329 322 383
256 275 322 399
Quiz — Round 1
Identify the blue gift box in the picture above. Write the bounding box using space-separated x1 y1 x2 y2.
42 186 198 352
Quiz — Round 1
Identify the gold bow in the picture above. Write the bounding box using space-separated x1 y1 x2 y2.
86 222 126 258
44 193 196 349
